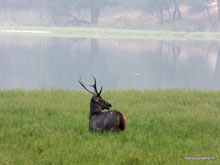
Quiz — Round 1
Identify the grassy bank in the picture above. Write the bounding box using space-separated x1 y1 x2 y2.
0 90 220 164
1 26 220 40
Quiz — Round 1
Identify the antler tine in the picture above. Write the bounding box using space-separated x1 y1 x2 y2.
87 76 99 95
93 76 99 94
78 76 96 95
97 85 103 96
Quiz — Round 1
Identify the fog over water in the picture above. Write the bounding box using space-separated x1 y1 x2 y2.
0 35 219 90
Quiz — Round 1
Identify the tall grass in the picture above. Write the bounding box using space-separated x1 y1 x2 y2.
0 90 220 164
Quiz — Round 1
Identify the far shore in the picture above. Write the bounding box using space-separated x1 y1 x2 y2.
0 26 220 40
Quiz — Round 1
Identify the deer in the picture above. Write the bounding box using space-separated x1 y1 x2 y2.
79 76 127 132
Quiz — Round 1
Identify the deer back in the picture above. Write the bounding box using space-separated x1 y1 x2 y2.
89 110 126 132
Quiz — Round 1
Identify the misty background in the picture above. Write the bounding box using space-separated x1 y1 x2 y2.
0 37 220 90
0 0 220 90
0 0 220 31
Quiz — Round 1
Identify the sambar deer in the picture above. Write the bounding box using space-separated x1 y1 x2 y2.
79 76 126 132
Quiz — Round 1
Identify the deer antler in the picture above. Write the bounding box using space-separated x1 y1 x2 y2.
79 76 103 96
78 76 96 95
98 86 102 96
87 76 99 94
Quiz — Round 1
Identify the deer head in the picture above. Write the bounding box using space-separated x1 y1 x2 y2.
79 76 112 110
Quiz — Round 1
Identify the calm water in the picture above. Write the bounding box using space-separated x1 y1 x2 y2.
0 35 220 90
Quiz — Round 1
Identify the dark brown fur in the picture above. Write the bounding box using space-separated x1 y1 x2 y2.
89 109 127 132
79 77 127 132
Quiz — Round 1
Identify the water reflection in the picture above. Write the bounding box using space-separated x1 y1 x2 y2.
0 35 219 90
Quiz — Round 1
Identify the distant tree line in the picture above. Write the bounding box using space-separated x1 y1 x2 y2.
140 0 220 25
0 0 220 26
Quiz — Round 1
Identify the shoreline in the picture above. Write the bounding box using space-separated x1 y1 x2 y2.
0 26 220 40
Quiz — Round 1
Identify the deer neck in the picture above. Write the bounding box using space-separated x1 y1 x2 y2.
89 101 102 119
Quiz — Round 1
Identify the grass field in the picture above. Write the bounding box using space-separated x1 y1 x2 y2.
1 26 220 40
0 89 220 164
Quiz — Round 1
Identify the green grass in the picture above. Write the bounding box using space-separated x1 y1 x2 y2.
0 89 220 164
1 26 220 40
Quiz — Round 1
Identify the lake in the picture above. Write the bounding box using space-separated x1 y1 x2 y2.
0 35 220 90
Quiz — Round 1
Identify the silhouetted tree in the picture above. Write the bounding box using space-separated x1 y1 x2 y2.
217 0 220 23
76 0 118 24
186 0 214 25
